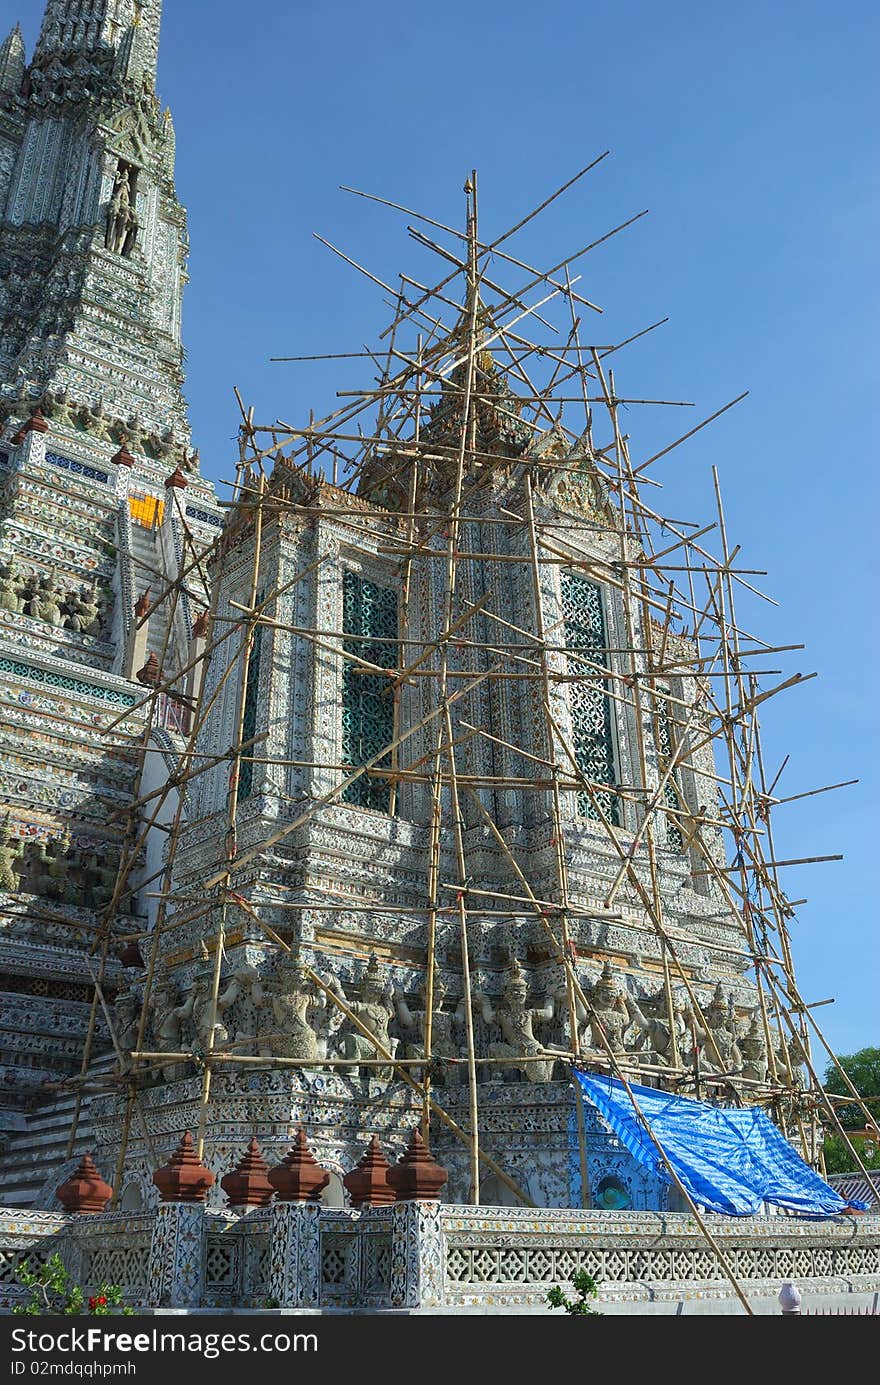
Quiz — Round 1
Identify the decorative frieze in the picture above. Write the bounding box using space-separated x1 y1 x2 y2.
5 1197 872 1313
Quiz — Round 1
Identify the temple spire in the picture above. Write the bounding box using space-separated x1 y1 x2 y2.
34 2 163 90
0 0 185 445
0 23 24 100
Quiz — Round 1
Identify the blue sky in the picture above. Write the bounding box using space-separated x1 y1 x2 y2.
15 2 879 1059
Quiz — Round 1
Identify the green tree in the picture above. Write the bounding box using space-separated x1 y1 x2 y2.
822 1047 880 1174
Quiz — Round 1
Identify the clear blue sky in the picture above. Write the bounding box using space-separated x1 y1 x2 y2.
15 2 879 1060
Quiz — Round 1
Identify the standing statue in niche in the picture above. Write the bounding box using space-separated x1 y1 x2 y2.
124 414 146 455
0 816 23 893
64 584 102 637
0 564 22 615
18 571 36 615
28 574 65 627
179 949 261 1054
475 957 559 1083
570 961 633 1056
691 983 743 1075
739 1016 768 1084
148 973 188 1080
258 951 331 1063
82 399 114 443
152 427 176 462
82 852 120 911
51 389 77 429
394 971 468 1085
105 163 139 257
625 985 690 1067
334 954 398 1079
112 983 142 1067
776 1029 808 1088
32 831 79 904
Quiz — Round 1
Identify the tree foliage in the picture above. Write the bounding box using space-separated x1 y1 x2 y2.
547 1270 602 1315
822 1135 880 1175
822 1047 880 1173
823 1048 880 1123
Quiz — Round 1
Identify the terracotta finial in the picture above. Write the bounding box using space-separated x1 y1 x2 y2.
164 464 187 490
221 1137 275 1209
152 1132 215 1204
136 651 161 685
111 441 135 468
268 1127 330 1204
134 588 151 620
56 1155 113 1214
118 940 144 970
192 610 210 640
387 1128 449 1202
343 1136 395 1207
11 408 48 446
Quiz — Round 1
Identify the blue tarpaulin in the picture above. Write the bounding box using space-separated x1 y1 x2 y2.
575 1070 864 1217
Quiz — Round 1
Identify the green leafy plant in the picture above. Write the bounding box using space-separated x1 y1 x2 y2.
823 1134 880 1174
822 1047 880 1174
547 1269 602 1315
12 1253 135 1316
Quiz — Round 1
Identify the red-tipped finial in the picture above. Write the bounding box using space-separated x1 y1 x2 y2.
136 651 161 685
111 442 135 468
152 1132 215 1204
343 1136 395 1207
221 1137 275 1209
268 1128 331 1204
57 1155 113 1214
387 1128 449 1202
164 465 187 490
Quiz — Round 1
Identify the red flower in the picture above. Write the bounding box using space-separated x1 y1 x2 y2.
88 1298 97 1310
97 1296 107 1306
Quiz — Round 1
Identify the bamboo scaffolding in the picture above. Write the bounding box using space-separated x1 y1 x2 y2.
62 169 875 1322
194 469 267 1159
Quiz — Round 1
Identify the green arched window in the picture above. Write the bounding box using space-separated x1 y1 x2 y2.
238 597 264 802
561 570 620 825
341 572 398 812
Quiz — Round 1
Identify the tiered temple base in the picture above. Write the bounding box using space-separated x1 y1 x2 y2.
71 1073 666 1217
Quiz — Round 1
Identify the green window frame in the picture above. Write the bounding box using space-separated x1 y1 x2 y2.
238 600 264 801
561 570 620 825
341 571 398 812
655 694 685 852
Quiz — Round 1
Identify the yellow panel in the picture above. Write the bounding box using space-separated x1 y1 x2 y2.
128 493 165 529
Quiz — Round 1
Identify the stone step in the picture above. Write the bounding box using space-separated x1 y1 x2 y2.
0 1057 118 1208
4 1115 93 1145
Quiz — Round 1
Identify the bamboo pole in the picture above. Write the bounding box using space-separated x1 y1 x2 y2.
196 471 267 1159
433 172 483 1203
522 470 590 1203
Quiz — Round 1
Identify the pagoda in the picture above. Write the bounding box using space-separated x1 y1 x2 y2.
0 0 221 1181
